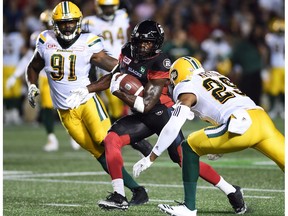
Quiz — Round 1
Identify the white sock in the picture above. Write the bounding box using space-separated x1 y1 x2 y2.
215 176 236 195
112 178 125 197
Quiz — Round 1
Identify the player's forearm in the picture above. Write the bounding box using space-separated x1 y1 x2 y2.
113 90 136 108
87 73 112 93
25 65 39 87
90 51 118 72
151 105 192 158
25 52 44 87
151 116 183 158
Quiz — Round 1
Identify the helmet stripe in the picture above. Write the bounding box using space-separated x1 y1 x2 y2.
183 56 201 69
62 1 69 16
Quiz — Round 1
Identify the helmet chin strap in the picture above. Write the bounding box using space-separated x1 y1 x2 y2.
54 20 82 42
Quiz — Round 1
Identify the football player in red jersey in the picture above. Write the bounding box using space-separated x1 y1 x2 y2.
67 20 246 212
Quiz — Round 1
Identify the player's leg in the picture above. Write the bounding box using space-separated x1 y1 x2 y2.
3 66 23 125
99 114 152 209
268 68 285 119
151 107 243 204
187 125 247 214
39 76 58 151
130 139 153 157
249 109 285 171
104 89 125 123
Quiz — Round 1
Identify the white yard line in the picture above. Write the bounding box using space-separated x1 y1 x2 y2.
41 195 275 208
42 203 82 207
3 170 284 193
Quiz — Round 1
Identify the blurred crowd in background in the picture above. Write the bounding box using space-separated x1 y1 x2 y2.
3 0 285 126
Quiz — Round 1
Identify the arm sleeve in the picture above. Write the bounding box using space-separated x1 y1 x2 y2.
152 104 192 156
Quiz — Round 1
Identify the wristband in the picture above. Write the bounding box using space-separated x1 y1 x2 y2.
133 96 145 113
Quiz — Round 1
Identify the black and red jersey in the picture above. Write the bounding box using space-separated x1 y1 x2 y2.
119 42 174 112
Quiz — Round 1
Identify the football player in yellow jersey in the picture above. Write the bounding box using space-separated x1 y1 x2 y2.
265 19 285 119
26 1 148 205
133 56 284 216
82 0 129 123
7 9 79 151
3 16 26 125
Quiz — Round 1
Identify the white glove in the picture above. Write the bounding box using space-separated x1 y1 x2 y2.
6 76 17 89
207 154 223 161
133 156 153 178
28 84 40 108
110 72 127 94
66 87 89 109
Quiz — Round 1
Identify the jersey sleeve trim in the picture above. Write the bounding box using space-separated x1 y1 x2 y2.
87 36 101 47
39 33 46 44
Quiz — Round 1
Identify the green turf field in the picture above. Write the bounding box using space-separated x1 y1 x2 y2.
3 118 285 216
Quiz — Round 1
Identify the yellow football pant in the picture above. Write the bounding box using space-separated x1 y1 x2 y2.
39 76 53 108
268 67 285 96
187 109 284 171
3 66 22 98
57 95 111 159
103 89 125 119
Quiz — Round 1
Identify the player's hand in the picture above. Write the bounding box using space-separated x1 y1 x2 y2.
28 84 40 108
110 72 126 94
133 156 153 178
6 76 17 89
207 154 223 161
66 87 89 109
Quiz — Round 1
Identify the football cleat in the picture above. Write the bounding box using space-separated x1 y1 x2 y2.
227 185 247 214
129 186 149 206
158 203 197 216
98 192 129 210
43 133 59 152
70 138 80 150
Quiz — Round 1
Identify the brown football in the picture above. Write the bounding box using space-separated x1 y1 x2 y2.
119 74 144 97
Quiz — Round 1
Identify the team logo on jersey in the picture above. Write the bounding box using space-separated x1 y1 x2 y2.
170 69 178 81
123 56 132 65
140 66 146 73
163 59 171 69
155 110 163 116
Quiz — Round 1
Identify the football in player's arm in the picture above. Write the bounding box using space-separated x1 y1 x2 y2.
67 20 249 213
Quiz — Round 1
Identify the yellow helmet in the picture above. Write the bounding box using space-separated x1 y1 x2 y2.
40 9 53 28
270 19 285 33
95 0 119 21
52 1 83 41
169 56 205 86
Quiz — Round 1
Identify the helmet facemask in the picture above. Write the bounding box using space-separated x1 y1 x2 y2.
131 38 160 60
97 5 119 21
54 18 82 41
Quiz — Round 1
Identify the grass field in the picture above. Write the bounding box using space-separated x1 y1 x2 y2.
3 117 285 216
